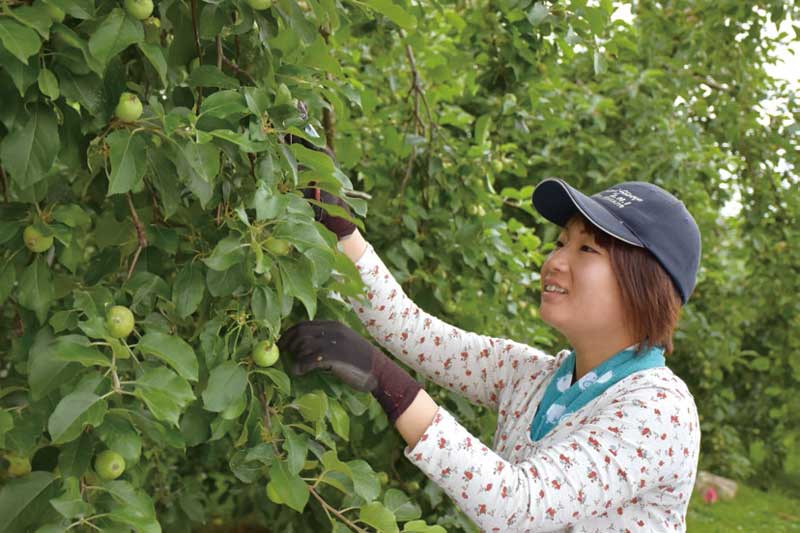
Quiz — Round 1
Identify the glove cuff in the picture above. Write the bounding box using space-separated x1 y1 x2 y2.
370 350 422 424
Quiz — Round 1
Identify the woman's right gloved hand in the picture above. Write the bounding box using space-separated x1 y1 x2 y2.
302 187 357 240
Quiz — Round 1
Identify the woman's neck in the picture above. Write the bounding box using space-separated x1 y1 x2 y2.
571 337 638 381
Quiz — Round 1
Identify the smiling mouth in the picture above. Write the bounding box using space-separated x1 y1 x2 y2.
543 284 568 294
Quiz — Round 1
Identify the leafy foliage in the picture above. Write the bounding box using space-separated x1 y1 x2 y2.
0 0 798 531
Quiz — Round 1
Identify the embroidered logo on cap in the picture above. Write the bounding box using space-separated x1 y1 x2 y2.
596 188 644 209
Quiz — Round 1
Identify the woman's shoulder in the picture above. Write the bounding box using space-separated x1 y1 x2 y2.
611 366 698 414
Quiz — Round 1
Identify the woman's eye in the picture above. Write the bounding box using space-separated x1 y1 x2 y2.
581 245 597 253
555 240 564 248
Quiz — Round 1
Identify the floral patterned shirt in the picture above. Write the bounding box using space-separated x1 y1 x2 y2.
348 244 701 533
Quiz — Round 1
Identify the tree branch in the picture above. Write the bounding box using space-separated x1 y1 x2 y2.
307 485 368 533
190 0 203 108
126 193 148 280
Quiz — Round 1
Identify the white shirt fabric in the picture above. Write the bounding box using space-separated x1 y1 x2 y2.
348 244 701 533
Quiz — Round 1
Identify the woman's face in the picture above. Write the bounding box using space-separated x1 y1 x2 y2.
539 218 630 343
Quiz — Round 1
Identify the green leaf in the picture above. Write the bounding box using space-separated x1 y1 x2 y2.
47 391 108 444
57 433 94 478
349 459 380 502
187 65 240 89
0 472 57 533
208 129 268 153
102 480 159 532
327 398 350 441
96 415 142 464
0 105 59 189
266 460 309 513
402 521 447 532
290 391 328 423
250 368 291 396
51 204 91 228
0 261 16 305
278 256 317 319
17 256 55 324
49 335 110 367
57 70 105 115
37 68 59 99
272 219 330 253
283 427 308 475
175 139 220 184
0 19 42 64
28 327 80 400
202 235 246 271
106 129 147 195
172 263 205 318
250 285 281 337
359 501 398 533
199 90 248 119
384 488 422 521
137 331 199 381
202 361 248 413
88 8 144 69
8 4 53 39
362 0 416 30
138 43 167 86
48 0 95 20
134 366 195 427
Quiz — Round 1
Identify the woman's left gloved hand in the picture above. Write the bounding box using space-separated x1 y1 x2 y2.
277 320 422 424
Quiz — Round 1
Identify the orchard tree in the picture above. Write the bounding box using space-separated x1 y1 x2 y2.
2 0 799 531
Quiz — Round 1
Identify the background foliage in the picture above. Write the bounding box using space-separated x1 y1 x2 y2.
0 0 798 531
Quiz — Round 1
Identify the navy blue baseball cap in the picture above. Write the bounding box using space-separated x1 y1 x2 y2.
531 178 701 305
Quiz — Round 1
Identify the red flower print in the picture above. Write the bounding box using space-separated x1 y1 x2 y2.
615 411 624 418
551 479 561 489
434 336 441 346
460 351 469 361
480 348 489 358
512 359 519 369
477 504 487 515
546 507 555 518
417 353 425 364
443 358 452 369
484 483 493 491
464 471 473 480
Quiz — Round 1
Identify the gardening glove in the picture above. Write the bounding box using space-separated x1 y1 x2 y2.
278 320 422 424
301 187 357 240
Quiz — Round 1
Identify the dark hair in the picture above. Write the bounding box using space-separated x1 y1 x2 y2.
571 214 682 355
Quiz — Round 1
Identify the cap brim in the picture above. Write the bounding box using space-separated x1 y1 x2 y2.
531 178 644 247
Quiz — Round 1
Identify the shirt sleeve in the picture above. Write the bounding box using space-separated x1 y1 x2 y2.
403 384 701 531
348 243 554 411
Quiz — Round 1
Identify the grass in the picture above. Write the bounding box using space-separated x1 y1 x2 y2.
687 474 800 532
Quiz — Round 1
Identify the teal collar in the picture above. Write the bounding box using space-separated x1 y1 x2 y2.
529 345 665 442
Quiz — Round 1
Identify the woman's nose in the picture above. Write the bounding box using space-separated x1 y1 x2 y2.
542 246 568 275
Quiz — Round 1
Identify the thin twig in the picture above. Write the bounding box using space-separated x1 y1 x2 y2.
307 485 368 533
0 166 8 203
190 0 203 108
222 56 258 85
126 193 148 281
216 36 223 70
259 390 281 457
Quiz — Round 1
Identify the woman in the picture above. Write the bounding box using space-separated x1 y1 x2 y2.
278 178 702 532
